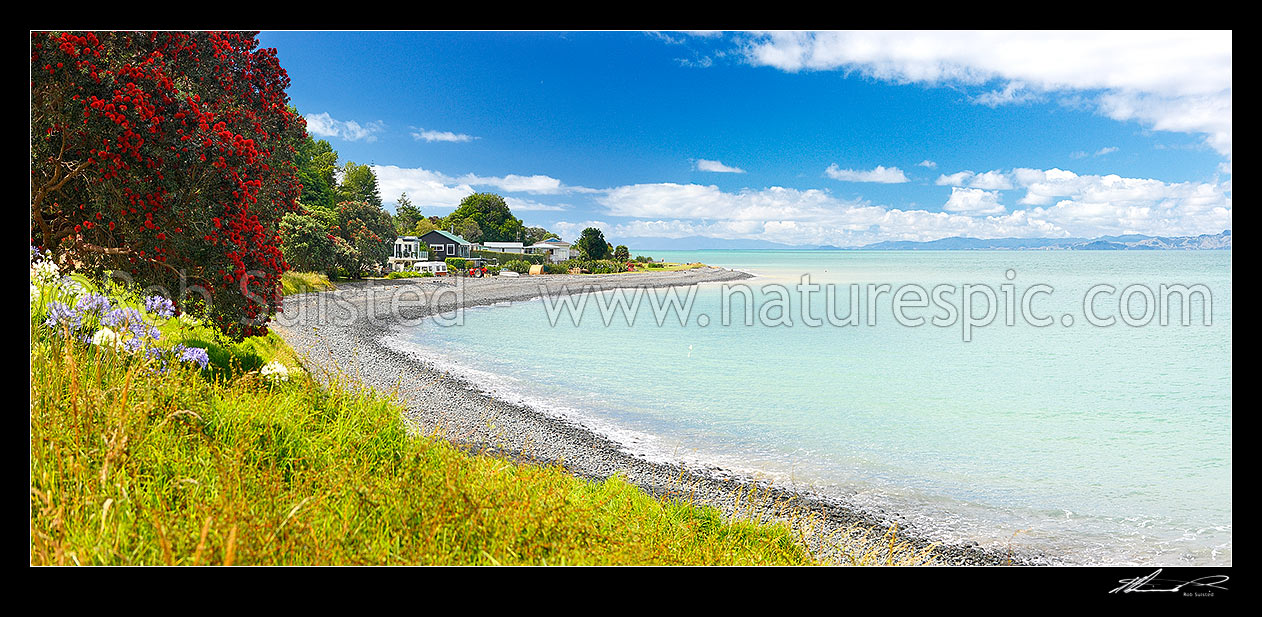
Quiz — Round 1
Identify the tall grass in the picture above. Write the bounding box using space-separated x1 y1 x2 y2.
281 271 335 296
30 324 820 565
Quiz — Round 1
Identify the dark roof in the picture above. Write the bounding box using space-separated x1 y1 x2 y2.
421 229 472 245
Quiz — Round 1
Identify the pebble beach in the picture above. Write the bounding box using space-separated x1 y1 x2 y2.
273 268 1045 565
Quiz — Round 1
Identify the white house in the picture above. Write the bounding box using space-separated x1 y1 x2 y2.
526 239 572 263
480 241 526 253
388 236 429 272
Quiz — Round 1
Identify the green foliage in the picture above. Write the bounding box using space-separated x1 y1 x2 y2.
295 136 340 214
334 201 396 278
613 245 630 261
281 271 336 296
575 227 611 260
444 193 524 243
524 226 560 245
563 258 628 274
31 321 820 565
543 263 569 274
504 259 531 274
385 270 435 279
410 218 439 237
472 250 545 265
444 257 468 271
337 162 382 206
393 193 424 235
280 212 337 276
454 218 484 244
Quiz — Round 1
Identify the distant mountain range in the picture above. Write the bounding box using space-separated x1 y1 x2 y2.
852 230 1231 251
627 231 1231 251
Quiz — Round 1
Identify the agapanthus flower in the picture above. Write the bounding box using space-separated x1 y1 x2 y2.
178 346 210 370
90 327 122 348
44 302 82 330
260 360 289 382
144 295 176 318
75 293 113 315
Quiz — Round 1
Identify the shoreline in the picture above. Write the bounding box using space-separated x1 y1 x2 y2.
273 268 1048 565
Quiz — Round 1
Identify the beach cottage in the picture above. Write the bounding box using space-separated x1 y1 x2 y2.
480 241 526 253
420 229 473 261
388 236 429 272
526 238 573 263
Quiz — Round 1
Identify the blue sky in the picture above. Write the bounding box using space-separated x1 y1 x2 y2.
257 30 1232 247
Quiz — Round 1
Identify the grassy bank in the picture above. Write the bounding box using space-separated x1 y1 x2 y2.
281 271 336 296
30 311 816 566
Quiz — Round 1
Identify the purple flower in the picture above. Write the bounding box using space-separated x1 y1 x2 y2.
144 295 176 318
75 293 113 315
178 346 210 370
44 302 82 330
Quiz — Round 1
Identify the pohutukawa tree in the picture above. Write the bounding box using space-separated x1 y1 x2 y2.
31 31 306 338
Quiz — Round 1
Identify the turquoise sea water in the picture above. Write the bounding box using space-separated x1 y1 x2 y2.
389 251 1232 565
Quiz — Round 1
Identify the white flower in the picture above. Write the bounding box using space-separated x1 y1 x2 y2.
30 260 60 286
260 360 290 382
30 284 39 305
90 327 122 348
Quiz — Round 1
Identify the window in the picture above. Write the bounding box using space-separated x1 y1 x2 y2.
447 244 455 254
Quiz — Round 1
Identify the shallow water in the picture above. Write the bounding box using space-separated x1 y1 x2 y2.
390 250 1232 565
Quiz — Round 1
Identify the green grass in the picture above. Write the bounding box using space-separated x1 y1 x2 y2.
30 323 824 565
281 271 336 296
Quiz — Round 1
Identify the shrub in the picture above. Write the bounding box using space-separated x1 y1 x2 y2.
31 31 306 339
444 257 468 271
504 260 531 274
472 250 544 265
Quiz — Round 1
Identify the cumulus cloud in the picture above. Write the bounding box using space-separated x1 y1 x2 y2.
372 164 594 209
824 164 909 183
304 112 385 142
918 160 937 168
737 31 1232 156
411 128 478 143
943 187 1006 215
586 168 1229 246
695 158 746 173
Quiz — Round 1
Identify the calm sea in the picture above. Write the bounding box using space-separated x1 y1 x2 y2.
389 250 1232 565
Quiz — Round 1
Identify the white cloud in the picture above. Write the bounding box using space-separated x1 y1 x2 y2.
411 128 478 143
504 196 567 212
917 160 937 168
373 165 474 208
1095 146 1119 156
738 31 1232 156
968 170 1014 190
935 171 975 186
943 187 1006 215
695 158 746 173
304 112 385 143
372 165 594 209
824 164 909 183
588 168 1229 246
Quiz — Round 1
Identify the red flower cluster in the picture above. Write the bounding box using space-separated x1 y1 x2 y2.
32 31 307 339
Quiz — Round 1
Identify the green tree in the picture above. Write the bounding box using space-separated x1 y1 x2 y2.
444 193 524 243
411 218 439 237
333 201 395 278
524 226 560 245
613 245 630 261
393 193 424 235
455 218 484 244
295 135 340 214
576 227 611 260
337 162 382 206
280 212 337 276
